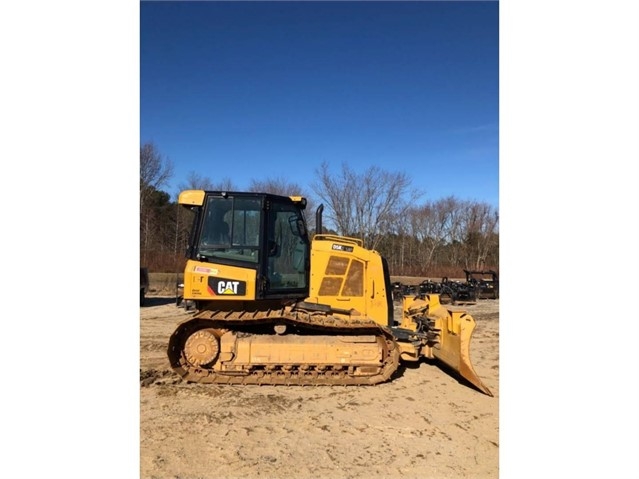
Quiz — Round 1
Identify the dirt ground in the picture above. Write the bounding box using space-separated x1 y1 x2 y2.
140 295 499 479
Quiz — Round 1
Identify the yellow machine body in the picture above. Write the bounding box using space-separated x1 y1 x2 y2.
182 260 258 301
306 234 390 324
398 294 492 396
168 190 492 395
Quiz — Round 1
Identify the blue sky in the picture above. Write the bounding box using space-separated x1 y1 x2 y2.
141 1 499 207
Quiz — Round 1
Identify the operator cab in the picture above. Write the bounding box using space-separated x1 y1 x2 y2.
181 190 310 299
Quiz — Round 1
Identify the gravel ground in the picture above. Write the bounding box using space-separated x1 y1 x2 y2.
140 296 499 479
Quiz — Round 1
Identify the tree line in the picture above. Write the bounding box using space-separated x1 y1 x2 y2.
140 142 499 278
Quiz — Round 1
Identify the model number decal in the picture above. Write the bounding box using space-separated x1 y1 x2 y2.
332 244 354 253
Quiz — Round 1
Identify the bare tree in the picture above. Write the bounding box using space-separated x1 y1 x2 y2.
140 142 173 211
178 171 236 192
387 211 411 272
432 196 463 267
140 143 174 264
249 177 302 196
179 172 214 191
407 200 451 271
460 201 499 269
312 161 420 249
312 162 356 236
249 177 317 232
214 177 237 191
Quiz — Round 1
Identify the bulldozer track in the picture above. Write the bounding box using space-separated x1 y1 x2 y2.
168 305 400 386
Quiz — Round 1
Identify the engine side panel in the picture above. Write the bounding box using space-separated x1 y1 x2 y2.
307 235 392 327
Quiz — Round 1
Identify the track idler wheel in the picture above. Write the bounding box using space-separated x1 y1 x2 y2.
183 328 219 367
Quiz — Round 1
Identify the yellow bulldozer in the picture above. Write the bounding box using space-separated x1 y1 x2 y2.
167 190 492 396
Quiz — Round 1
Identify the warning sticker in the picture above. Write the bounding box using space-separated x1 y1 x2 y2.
194 266 219 275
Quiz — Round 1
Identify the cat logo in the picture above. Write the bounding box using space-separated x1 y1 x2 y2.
218 281 240 295
208 277 247 296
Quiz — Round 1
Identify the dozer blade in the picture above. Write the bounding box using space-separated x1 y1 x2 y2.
404 295 493 396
